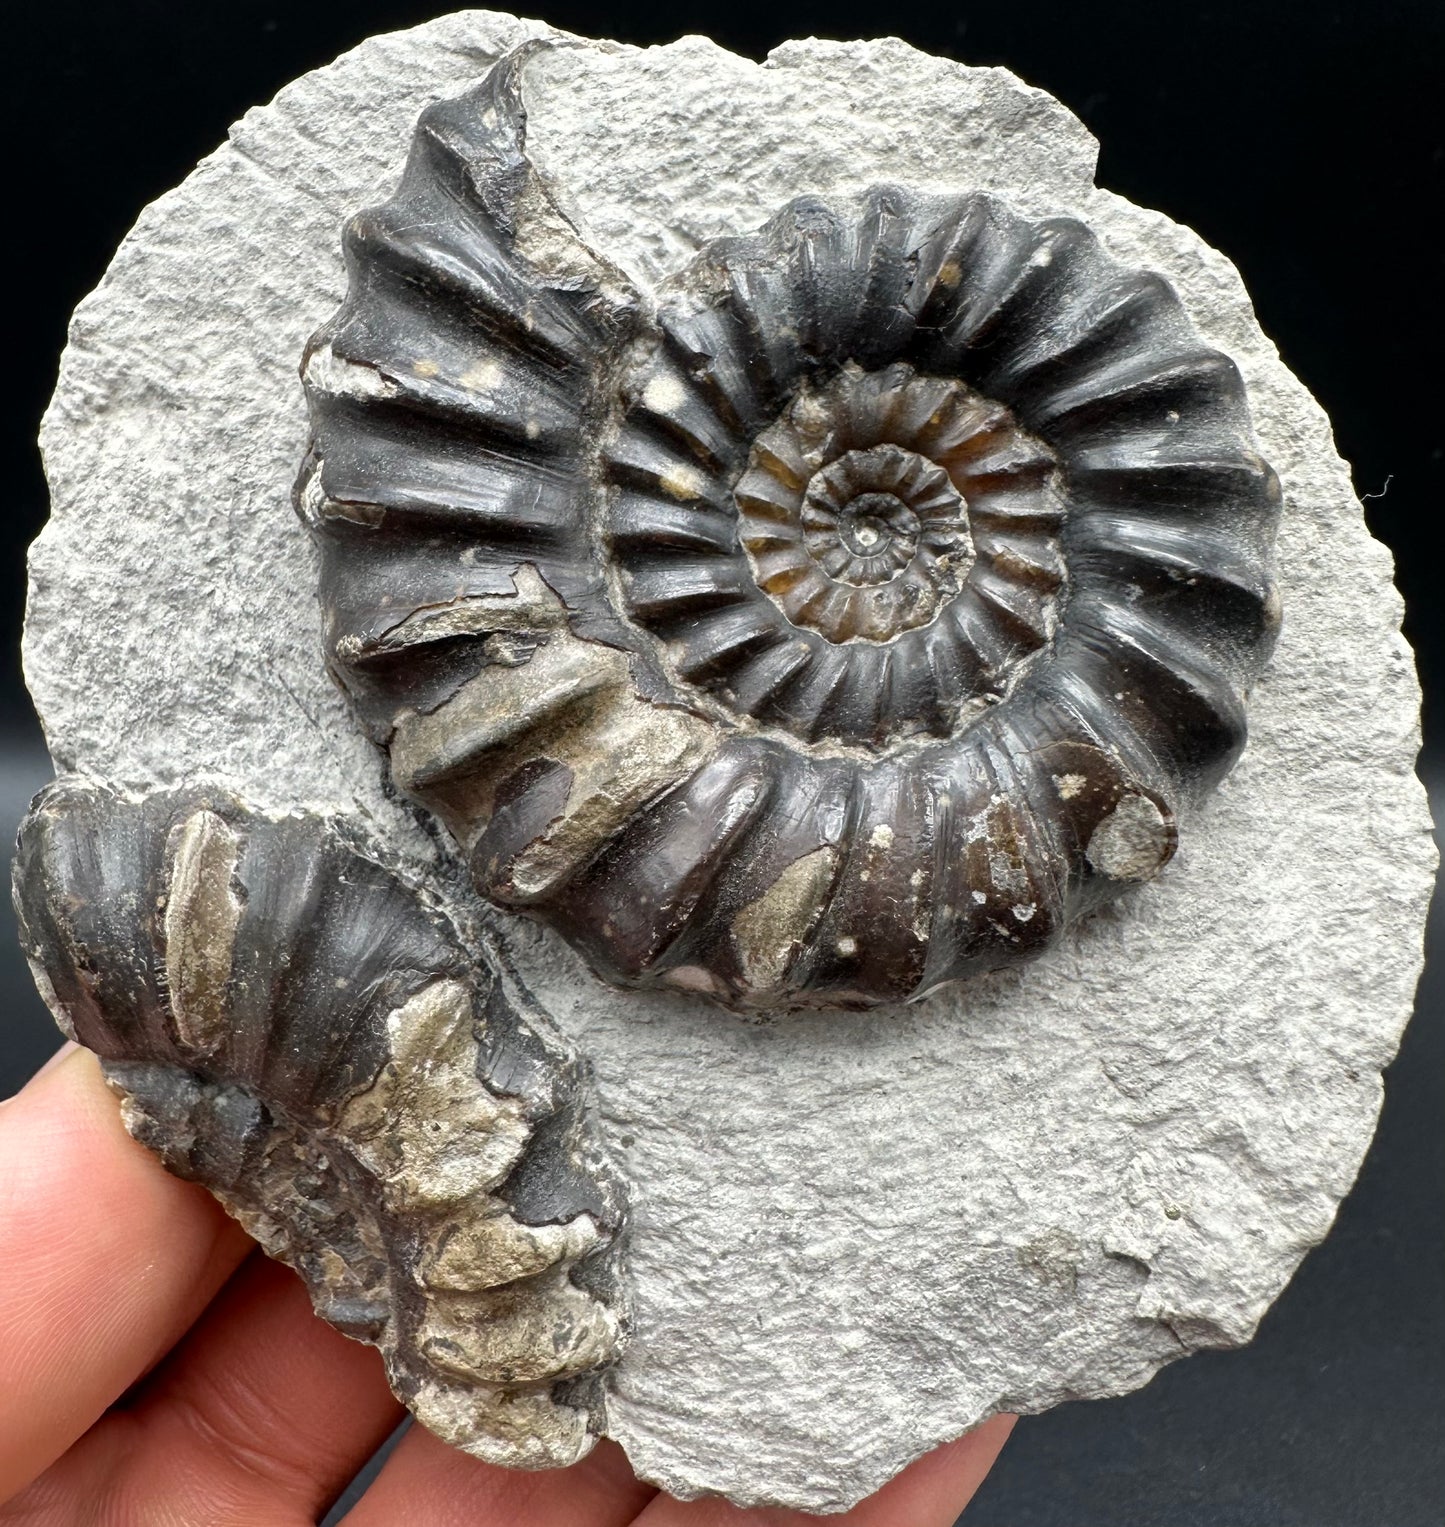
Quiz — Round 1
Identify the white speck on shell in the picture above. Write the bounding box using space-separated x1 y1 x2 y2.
641 373 688 413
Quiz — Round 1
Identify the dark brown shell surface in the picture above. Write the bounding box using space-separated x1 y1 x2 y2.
299 47 1282 1013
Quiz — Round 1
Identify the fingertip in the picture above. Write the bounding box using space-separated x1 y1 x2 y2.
847 1414 1017 1526
31 1037 79 1082
1 1038 77 1108
344 1424 656 1527
3 1044 237 1245
0 1042 252 1499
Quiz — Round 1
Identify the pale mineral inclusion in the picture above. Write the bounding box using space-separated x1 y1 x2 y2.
23 11 1435 1512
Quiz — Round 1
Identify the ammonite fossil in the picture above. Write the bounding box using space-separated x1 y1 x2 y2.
300 45 1281 1012
13 781 626 1468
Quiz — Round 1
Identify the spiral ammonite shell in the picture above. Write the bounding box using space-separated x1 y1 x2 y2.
299 47 1282 1012
616 355 1066 741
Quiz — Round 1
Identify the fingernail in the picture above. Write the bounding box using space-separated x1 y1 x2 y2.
1 1040 79 1108
32 1039 80 1081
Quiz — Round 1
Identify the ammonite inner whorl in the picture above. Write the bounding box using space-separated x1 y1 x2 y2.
619 357 1065 743
298 47 1282 1013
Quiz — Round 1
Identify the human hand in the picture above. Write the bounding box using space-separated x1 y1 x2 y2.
0 1045 1014 1525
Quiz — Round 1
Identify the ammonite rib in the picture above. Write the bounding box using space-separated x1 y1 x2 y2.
300 47 1281 1013
13 780 627 1468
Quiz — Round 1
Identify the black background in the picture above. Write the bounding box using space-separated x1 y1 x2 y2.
2 4 1441 1523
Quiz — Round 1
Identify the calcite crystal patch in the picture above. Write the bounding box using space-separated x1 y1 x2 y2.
16 14 1433 1512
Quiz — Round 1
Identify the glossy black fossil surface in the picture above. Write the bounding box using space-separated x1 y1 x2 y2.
300 45 1281 1012
13 779 627 1467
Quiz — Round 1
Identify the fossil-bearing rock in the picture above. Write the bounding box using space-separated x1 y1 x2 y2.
300 47 1281 1013
19 15 1434 1513
13 780 626 1469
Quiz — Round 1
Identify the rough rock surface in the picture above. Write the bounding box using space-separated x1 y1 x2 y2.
23 11 1435 1512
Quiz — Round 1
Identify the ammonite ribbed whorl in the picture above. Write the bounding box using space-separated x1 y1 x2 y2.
623 356 1066 734
14 780 627 1466
299 47 1282 1012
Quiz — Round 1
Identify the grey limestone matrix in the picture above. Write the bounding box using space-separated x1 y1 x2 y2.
13 13 1435 1513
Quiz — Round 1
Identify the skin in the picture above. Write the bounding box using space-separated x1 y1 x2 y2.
0 1046 1015 1526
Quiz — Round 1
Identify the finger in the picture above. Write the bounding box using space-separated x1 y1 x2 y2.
10 1252 405 1526
0 1047 253 1501
2 1037 79 1093
345 1424 657 1527
631 1414 1016 1527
